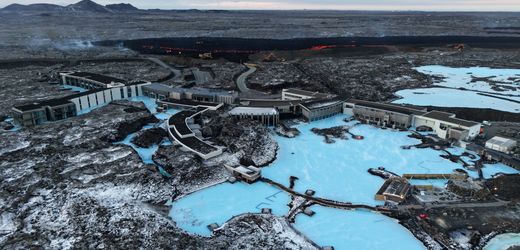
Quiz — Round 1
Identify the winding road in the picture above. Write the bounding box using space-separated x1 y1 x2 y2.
236 64 257 92
146 57 183 82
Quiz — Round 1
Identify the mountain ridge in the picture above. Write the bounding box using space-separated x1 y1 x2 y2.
1 0 141 13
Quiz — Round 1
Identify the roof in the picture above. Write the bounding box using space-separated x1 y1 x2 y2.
189 87 236 96
66 72 126 85
421 111 479 127
145 84 236 97
351 99 427 116
160 98 222 108
300 98 343 110
14 89 101 112
283 88 334 99
240 99 303 108
384 179 410 196
169 110 197 135
486 136 517 148
142 83 176 93
169 128 217 154
229 107 278 115
376 177 410 197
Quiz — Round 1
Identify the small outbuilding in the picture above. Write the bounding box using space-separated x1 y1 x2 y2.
224 165 261 183
375 177 411 203
485 136 517 154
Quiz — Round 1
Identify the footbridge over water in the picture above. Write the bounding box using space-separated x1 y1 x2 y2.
259 177 392 213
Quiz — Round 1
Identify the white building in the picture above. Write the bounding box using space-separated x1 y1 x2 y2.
282 88 334 101
60 72 127 89
229 107 280 126
485 136 517 154
413 111 481 141
68 82 150 114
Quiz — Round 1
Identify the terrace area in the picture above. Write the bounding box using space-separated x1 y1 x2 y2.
167 107 222 159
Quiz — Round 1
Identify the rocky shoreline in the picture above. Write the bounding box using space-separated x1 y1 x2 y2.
311 125 349 143
0 100 313 249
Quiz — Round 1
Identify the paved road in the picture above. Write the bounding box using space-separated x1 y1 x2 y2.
236 64 257 92
402 200 510 211
146 57 183 82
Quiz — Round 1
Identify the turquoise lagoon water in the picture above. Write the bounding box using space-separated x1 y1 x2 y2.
484 233 520 250
62 84 88 93
294 206 425 250
415 65 520 95
170 182 291 236
393 65 520 113
169 114 518 248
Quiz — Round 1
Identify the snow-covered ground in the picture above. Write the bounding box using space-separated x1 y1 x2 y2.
169 114 518 249
393 65 520 112
484 233 520 250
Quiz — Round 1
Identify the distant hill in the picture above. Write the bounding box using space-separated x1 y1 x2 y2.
2 3 64 12
66 0 112 13
105 3 139 12
0 0 140 13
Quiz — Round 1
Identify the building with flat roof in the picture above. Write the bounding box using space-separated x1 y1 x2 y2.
224 164 261 183
142 83 237 104
166 107 223 160
60 72 128 89
229 107 280 126
282 88 335 100
12 82 151 126
345 100 427 129
375 177 411 203
239 99 303 116
486 136 517 154
414 111 481 141
300 98 343 122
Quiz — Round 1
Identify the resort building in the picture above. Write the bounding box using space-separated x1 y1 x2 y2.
157 98 223 111
375 177 411 203
299 98 344 122
166 106 223 160
414 111 481 141
282 88 335 100
229 107 280 126
239 99 303 117
142 83 237 104
60 72 127 89
141 83 175 100
344 100 427 129
12 98 77 126
224 164 261 183
12 82 151 126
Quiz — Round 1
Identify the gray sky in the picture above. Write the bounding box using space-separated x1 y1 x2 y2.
1 0 519 11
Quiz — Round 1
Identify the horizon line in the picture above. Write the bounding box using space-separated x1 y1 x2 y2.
1 5 520 12
1 1 520 12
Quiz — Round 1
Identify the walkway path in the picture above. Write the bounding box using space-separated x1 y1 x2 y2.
260 177 391 213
